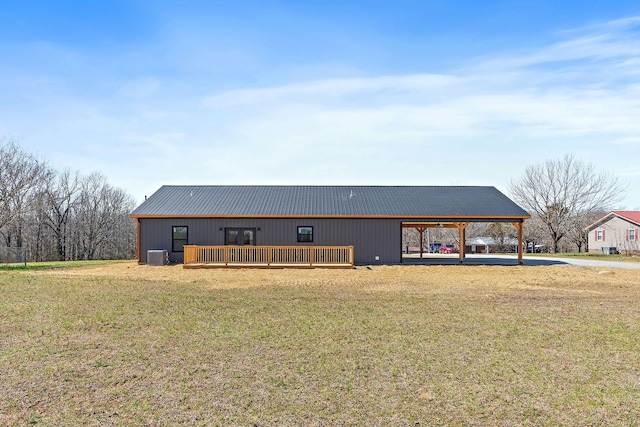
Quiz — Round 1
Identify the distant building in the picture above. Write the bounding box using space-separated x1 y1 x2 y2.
585 211 640 255
465 237 519 254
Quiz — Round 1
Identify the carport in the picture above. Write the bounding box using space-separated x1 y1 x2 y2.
403 219 526 265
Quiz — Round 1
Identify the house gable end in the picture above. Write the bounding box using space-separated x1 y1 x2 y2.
585 211 640 231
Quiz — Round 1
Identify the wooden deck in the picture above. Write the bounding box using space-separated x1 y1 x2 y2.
183 245 354 268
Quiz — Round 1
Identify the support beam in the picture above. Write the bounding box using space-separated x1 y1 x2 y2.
456 222 469 264
136 218 141 263
513 221 524 265
415 226 428 258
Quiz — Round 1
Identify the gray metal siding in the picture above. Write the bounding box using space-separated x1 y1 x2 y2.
139 217 401 264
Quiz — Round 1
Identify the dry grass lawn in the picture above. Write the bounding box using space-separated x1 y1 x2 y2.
1 262 640 426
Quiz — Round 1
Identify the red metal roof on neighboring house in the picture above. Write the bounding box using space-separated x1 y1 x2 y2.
612 211 640 226
585 210 640 230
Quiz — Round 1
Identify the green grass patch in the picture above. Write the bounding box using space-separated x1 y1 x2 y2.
0 259 131 271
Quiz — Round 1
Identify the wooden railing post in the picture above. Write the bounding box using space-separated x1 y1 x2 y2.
183 245 354 268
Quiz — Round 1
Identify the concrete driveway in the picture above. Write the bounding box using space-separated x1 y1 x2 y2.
402 254 640 269
524 255 640 269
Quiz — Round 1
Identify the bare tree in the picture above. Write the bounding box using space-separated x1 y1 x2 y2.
0 140 47 247
74 172 136 260
566 210 605 253
510 155 627 253
0 139 137 261
36 169 81 260
521 215 548 253
465 222 488 239
402 228 418 253
486 222 517 253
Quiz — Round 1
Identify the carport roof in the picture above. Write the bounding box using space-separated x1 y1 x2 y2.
131 185 530 220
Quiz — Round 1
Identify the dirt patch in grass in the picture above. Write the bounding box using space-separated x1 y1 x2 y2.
2 262 640 425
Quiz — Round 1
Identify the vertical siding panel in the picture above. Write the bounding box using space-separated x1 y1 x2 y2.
140 217 403 265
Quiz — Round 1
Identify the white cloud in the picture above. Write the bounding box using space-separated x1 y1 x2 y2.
202 74 461 108
2 15 640 208
181 17 640 207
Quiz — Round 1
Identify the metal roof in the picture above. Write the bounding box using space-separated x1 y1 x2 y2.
613 211 640 226
585 210 640 230
130 185 530 219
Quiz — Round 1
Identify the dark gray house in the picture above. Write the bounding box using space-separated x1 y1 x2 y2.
130 185 530 266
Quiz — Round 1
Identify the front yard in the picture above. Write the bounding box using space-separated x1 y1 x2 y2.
1 262 639 425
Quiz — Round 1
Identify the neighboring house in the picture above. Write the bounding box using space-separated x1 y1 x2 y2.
585 211 640 255
130 185 530 265
465 237 519 254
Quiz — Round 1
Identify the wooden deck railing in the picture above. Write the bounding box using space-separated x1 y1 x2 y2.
183 245 354 268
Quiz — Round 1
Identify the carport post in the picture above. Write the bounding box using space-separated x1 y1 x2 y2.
457 223 468 264
415 226 428 258
513 221 524 265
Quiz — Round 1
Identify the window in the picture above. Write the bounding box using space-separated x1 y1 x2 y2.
297 226 313 242
226 229 238 245
172 226 188 252
629 229 638 242
596 229 604 241
225 228 256 245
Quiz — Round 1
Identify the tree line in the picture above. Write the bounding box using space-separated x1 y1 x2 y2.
4 138 628 261
0 140 137 262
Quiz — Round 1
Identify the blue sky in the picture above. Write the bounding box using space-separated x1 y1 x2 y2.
1 0 639 209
